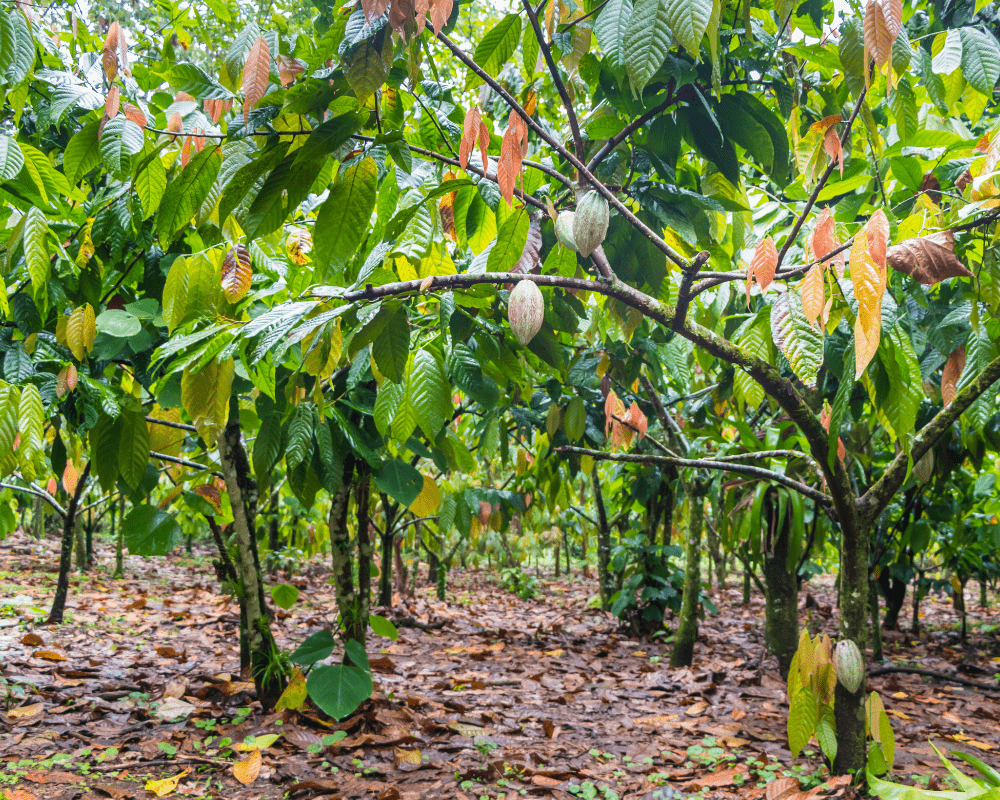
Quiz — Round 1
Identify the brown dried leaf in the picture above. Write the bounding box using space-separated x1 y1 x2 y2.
767 776 802 800
886 231 973 285
941 346 965 407
20 632 44 646
32 650 66 662
361 0 390 23
8 703 44 720
221 244 253 303
277 54 305 87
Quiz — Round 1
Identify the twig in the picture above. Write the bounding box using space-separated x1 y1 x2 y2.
867 665 1000 693
146 415 198 433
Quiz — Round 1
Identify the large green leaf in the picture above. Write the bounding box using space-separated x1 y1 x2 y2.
314 157 378 274
371 305 409 384
960 28 1000 94
157 146 223 243
290 629 335 665
471 14 522 83
0 134 24 181
306 663 373 720
770 291 823 387
623 0 673 95
407 348 450 439
99 117 145 176
486 209 529 273
123 505 182 556
663 0 712 59
373 459 423 506
22 207 49 305
170 63 234 99
595 0 633 70
118 409 151 490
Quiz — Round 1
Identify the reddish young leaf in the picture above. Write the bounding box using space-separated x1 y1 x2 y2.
811 207 844 277
625 402 647 441
62 461 78 496
428 0 452 32
866 209 890 272
180 134 193 167
102 21 121 80
460 106 482 169
167 111 183 134
361 0 390 22
389 0 415 38
604 389 625 437
415 0 428 34
864 0 893 83
192 128 205 153
477 117 490 170
221 244 253 303
122 102 146 128
277 55 305 87
497 125 521 206
104 85 120 120
823 127 843 177
941 346 965 407
243 37 271 126
881 0 902 39
749 236 778 294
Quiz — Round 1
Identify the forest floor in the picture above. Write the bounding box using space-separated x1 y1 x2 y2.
1 530 999 800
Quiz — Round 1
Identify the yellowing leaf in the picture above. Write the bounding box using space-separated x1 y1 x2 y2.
233 733 280 751
801 264 825 327
275 668 307 711
221 244 252 303
145 768 191 797
233 749 262 785
409 474 441 517
8 703 44 720
32 650 66 662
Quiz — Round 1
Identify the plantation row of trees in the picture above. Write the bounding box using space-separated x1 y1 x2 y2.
3 0 1000 782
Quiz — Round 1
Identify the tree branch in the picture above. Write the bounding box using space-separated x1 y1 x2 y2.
859 353 1000 524
435 31 686 268
585 91 679 174
555 445 832 507
146 415 198 433
522 0 585 165
0 480 67 517
775 89 867 270
151 450 223 478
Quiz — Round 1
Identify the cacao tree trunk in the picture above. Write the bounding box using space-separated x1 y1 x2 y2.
377 494 397 607
74 516 87 572
112 499 124 579
329 455 356 632
869 578 884 663
32 496 44 540
592 466 612 611
671 485 706 667
350 461 372 650
763 497 798 679
47 463 91 625
208 515 249 674
218 417 284 710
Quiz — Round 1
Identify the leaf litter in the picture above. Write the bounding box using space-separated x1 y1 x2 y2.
0 528 998 799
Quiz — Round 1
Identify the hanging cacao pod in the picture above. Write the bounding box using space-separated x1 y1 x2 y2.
508 279 544 346
573 191 610 257
555 211 578 252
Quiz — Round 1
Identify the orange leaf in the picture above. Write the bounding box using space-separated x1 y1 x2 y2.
361 0 390 22
221 244 253 303
626 402 647 441
604 389 625 437
497 126 520 206
104 85 120 120
233 749 262 785
941 346 965 407
167 111 183 134
32 650 66 662
180 135 193 167
122 102 146 128
855 312 881 378
823 127 843 177
193 484 222 515
811 207 844 277
820 404 846 463
62 461 78 496
102 21 121 81
801 264 825 327
866 209 890 272
850 231 883 337
428 0 452 32
864 0 893 82
21 633 44 646
809 114 842 134
460 106 481 170
749 236 778 294
243 37 271 127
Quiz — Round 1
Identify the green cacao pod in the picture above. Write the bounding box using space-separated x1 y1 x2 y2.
554 211 578 251
833 639 864 694
572 191 609 257
508 279 544 346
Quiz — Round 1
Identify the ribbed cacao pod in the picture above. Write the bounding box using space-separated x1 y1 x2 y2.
833 639 864 694
573 191 610 257
508 279 544 346
554 211 578 251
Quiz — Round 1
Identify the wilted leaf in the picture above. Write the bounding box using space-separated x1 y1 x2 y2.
886 231 973 285
145 769 191 797
32 650 66 662
243 37 271 126
221 244 252 303
8 703 44 720
233 748 262 785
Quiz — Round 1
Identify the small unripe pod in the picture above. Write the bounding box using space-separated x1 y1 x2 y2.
833 639 865 694
573 191 610 257
508 279 544 346
555 211 578 251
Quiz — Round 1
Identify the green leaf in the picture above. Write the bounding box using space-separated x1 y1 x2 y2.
371 305 409 384
99 117 145 176
787 686 818 759
96 309 142 338
157 146 223 243
285 403 315 470
770 291 823 387
487 209 529 273
170 62 235 99
838 18 865 97
960 28 1000 94
16 383 43 479
0 383 20 479
663 0 712 59
118 410 151 490
63 121 100 184
594 0 633 70
0 134 24 181
373 459 423 506
271 584 299 610
290 629 335 665
734 311 770 410
623 0 673 95
22 207 49 305
90 414 122 492
816 707 837 765
407 348 450 439
471 15 522 84
346 39 388 105
314 157 378 273
564 397 586 443
958 321 996 429
369 613 398 641
374 381 404 436
19 143 74 207
135 145 167 219
123 505 182 556
307 663 373 720
4 9 33 85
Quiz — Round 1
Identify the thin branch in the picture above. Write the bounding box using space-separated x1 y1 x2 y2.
522 0 585 164
775 89 867 270
568 505 597 525
435 31 686 269
145 415 198 433
150 450 223 478
0 480 67 517
555 445 833 506
585 91 679 174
